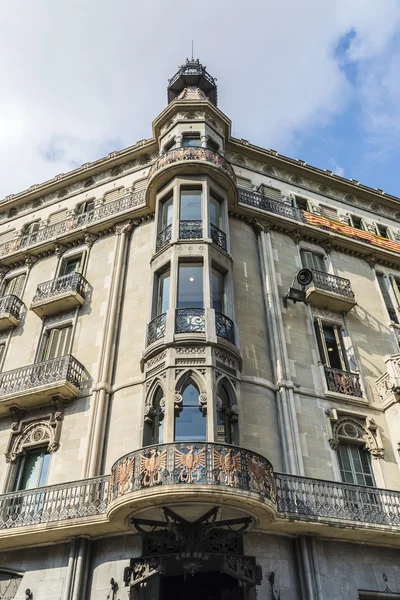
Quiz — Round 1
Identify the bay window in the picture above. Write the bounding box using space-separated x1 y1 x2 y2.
174 381 206 442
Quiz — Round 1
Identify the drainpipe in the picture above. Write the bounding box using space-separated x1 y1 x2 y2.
71 538 89 600
295 536 324 600
84 221 134 478
63 538 77 600
258 225 304 475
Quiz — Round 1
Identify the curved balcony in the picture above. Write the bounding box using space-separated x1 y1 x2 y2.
146 147 237 209
147 313 167 346
215 311 235 344
306 269 356 313
210 223 227 251
0 295 23 330
0 354 85 413
108 442 276 523
31 272 87 318
175 307 206 335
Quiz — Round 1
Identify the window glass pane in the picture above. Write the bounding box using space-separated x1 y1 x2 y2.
210 194 222 228
182 136 201 147
180 189 202 221
61 257 81 275
157 271 170 315
323 325 342 370
177 264 203 308
38 452 51 487
174 383 206 442
159 195 173 230
217 387 232 444
211 269 224 314
17 451 42 490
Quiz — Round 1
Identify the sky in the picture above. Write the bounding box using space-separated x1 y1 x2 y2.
1 0 400 199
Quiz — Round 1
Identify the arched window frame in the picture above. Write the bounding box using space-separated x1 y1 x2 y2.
216 378 239 445
174 371 207 442
143 381 166 446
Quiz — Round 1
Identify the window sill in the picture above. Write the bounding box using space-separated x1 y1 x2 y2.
324 390 369 406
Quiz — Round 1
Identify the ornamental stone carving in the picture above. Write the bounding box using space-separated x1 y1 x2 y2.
327 410 384 458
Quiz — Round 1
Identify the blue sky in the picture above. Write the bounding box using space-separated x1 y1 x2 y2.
1 0 400 198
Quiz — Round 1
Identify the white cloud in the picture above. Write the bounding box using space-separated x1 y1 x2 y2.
0 0 399 197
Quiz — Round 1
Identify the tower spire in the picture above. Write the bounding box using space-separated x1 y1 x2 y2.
167 58 218 105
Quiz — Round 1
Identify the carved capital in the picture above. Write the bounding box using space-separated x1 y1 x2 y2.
24 254 38 269
114 221 132 236
84 233 97 249
54 244 67 258
328 438 339 451
319 240 333 255
364 253 376 268
52 397 67 421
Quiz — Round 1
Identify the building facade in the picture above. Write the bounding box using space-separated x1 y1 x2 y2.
0 60 399 600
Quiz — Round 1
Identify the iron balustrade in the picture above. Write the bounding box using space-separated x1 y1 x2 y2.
156 224 172 252
0 476 109 529
148 147 235 180
179 220 203 240
0 355 85 397
147 313 167 345
215 312 235 344
324 366 363 398
175 308 205 334
309 269 355 299
109 442 275 503
0 295 23 320
210 223 227 251
275 472 400 526
0 191 146 259
32 272 87 303
168 61 217 89
238 189 306 222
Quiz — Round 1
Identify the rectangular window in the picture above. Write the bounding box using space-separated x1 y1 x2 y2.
159 194 173 231
177 263 203 309
211 268 225 314
180 188 202 221
2 273 26 298
182 135 201 147
293 196 309 211
154 269 170 316
377 273 398 323
314 320 347 370
41 325 72 361
209 192 223 229
376 223 389 238
338 444 375 486
350 215 363 230
76 200 95 214
59 255 82 276
24 222 40 235
14 447 51 490
300 250 326 272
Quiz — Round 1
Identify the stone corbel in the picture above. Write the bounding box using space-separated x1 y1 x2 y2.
54 243 67 259
84 233 98 249
114 220 132 236
9 407 26 432
319 240 333 255
288 230 303 245
24 254 38 270
363 253 376 268
52 397 67 422
366 418 384 458
0 265 10 285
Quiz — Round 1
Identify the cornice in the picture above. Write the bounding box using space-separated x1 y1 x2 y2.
227 139 400 222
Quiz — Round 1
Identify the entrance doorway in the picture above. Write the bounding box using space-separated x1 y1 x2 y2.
161 572 244 600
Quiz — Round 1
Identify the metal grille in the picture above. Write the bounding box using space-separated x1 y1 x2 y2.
147 313 167 345
238 189 306 222
179 220 202 240
324 366 363 397
310 269 355 299
0 295 23 320
0 476 109 529
109 442 274 503
275 472 400 525
156 224 172 252
215 312 235 344
210 223 227 251
0 190 146 258
32 272 87 303
175 308 205 334
148 147 235 180
0 355 85 397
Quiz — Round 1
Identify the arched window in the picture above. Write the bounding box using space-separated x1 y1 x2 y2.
144 386 165 446
174 381 206 442
152 387 165 444
216 384 238 445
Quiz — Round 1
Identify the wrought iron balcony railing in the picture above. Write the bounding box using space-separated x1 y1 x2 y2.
32 272 87 304
147 313 167 345
179 220 203 240
238 189 306 222
156 224 172 252
309 269 355 299
110 442 275 503
0 191 145 259
148 147 235 181
324 366 363 398
275 473 400 526
0 354 85 398
215 311 235 344
210 223 227 251
175 308 205 334
0 295 23 320
0 476 109 529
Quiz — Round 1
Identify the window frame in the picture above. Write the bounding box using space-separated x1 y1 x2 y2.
39 323 73 362
337 442 375 487
181 133 201 148
2 271 27 299
300 249 326 272
314 319 348 371
13 446 51 491
152 265 171 318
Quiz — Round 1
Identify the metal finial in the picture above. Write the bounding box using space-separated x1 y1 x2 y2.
191 40 194 60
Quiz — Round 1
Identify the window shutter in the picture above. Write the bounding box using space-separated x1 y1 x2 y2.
59 326 72 357
257 184 281 202
377 273 395 310
359 449 374 487
0 229 17 245
390 275 400 308
338 445 354 484
236 177 252 191
4 273 26 297
301 251 314 270
48 209 68 225
104 188 126 204
0 343 5 365
320 205 339 221
133 179 147 193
